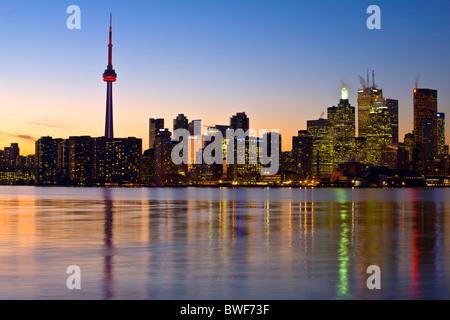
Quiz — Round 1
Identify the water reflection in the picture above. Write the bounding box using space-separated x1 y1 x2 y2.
103 188 114 300
0 187 448 299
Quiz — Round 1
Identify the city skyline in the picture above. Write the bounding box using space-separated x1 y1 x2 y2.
1 1 450 156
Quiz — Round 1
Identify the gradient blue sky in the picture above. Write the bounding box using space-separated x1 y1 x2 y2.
0 0 449 154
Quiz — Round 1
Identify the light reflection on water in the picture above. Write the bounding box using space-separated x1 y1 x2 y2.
0 186 449 300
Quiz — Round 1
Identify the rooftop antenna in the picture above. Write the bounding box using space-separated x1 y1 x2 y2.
372 69 376 88
367 70 369 88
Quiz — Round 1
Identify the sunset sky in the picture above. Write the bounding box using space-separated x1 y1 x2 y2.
1 0 449 155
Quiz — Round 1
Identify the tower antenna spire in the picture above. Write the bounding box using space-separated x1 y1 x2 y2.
367 70 369 88
103 13 117 139
372 69 375 87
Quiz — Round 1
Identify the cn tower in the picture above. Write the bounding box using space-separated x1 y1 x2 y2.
103 14 117 139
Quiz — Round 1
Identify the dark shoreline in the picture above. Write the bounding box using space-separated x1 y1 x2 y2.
0 183 448 189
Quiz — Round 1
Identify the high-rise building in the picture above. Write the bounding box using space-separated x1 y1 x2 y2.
230 112 249 131
227 112 260 182
91 137 142 184
35 137 59 184
365 105 392 166
187 120 203 171
226 136 261 183
188 120 202 135
380 143 408 170
355 137 367 163
4 143 20 167
173 114 189 131
437 112 446 156
68 136 92 184
292 130 313 179
328 88 356 166
261 132 281 175
103 14 117 139
404 133 415 164
357 86 383 138
141 148 155 183
307 118 333 178
202 125 228 181
149 118 164 149
56 139 69 178
374 98 399 143
413 88 438 154
154 129 179 183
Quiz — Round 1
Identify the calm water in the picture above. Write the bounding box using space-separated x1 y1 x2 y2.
0 186 449 300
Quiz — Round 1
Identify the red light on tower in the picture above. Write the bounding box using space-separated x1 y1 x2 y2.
103 75 117 82
414 89 417 94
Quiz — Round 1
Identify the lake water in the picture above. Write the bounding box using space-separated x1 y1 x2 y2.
0 186 449 300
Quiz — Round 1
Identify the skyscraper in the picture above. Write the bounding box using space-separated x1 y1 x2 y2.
357 74 383 138
307 118 333 178
413 88 438 153
35 137 59 184
68 136 92 184
230 112 249 131
103 14 117 139
4 143 20 168
261 132 281 175
292 130 313 179
154 129 179 184
404 133 415 163
328 88 356 166
437 112 446 156
173 114 189 131
365 105 392 166
227 112 260 183
374 98 399 143
149 118 164 149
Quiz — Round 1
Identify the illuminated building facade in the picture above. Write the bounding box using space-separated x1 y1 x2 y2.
149 118 164 149
35 136 141 185
226 135 261 183
404 133 415 165
413 88 438 156
437 112 446 156
355 137 367 163
92 137 142 184
380 143 408 170
0 143 35 184
227 113 260 183
366 105 392 166
357 87 383 138
307 118 333 178
35 137 59 184
292 130 313 179
327 88 356 166
374 98 399 143
4 143 20 168
261 132 281 175
56 139 69 178
69 136 92 184
141 148 155 183
154 129 180 184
